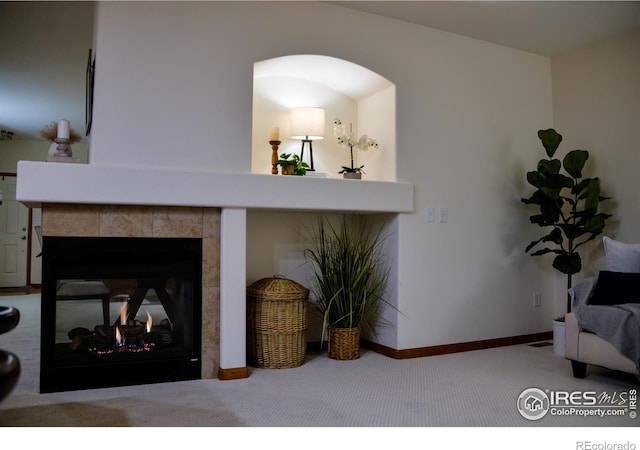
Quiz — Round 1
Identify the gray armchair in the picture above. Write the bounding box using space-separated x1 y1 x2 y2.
565 311 635 378
566 274 638 379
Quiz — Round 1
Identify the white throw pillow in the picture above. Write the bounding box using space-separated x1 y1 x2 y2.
602 236 640 273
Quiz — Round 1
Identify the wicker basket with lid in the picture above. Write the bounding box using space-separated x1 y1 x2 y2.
246 276 309 368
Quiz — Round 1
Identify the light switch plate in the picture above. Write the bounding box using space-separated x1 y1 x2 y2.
426 207 435 222
439 207 448 223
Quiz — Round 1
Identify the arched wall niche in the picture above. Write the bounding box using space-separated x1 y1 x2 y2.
252 54 396 181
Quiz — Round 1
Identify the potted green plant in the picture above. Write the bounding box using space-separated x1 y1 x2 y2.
304 215 391 360
333 118 378 179
277 153 309 176
521 128 612 352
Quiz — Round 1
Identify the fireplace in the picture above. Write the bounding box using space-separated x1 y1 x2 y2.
40 236 202 393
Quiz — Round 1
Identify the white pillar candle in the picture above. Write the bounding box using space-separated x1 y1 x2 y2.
57 119 70 139
269 127 280 141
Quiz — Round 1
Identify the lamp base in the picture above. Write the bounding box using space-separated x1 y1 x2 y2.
299 139 315 171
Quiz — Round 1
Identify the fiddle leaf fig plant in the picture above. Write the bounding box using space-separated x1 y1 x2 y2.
521 129 612 313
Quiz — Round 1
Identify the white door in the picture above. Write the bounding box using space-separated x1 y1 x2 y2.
0 176 29 287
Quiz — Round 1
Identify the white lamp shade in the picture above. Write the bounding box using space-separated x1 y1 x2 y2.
290 107 325 140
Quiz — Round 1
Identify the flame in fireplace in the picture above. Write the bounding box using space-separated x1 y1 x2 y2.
115 326 124 346
146 311 152 333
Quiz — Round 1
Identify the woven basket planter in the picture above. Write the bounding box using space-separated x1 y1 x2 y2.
247 277 309 369
328 327 360 360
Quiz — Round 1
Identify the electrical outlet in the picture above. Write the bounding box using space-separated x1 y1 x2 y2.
426 207 435 222
533 292 541 307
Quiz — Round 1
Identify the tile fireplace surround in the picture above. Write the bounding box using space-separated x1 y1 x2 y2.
41 203 221 379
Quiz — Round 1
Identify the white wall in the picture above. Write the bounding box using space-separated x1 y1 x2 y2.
393 35 554 348
91 2 555 350
552 28 640 263
357 85 396 182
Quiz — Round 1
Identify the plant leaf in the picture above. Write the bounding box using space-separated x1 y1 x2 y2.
583 214 607 234
553 253 581 275
538 129 562 158
531 248 562 256
537 158 561 175
544 227 563 245
525 236 545 253
525 228 563 253
563 150 589 179
572 178 591 196
530 173 573 199
525 171 544 189
583 178 601 211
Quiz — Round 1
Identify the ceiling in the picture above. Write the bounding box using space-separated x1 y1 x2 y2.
329 1 640 57
2 1 640 141
254 54 394 102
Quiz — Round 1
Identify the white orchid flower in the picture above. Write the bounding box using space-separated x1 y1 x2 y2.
357 134 369 150
333 116 379 174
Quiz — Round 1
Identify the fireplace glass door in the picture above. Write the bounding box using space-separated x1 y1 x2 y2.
41 237 202 393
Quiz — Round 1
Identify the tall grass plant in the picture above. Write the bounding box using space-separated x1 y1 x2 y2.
304 215 391 343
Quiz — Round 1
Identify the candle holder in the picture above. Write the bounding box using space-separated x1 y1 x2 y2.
53 138 72 157
269 140 281 175
47 138 80 163
41 121 82 163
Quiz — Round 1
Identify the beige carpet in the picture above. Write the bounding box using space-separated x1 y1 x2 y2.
0 294 638 435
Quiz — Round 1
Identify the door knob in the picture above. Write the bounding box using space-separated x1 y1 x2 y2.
21 236 26 240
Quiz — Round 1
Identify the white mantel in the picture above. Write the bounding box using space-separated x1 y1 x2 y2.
17 160 413 376
17 161 413 212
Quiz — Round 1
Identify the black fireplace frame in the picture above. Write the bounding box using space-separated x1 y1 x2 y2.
40 236 202 393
